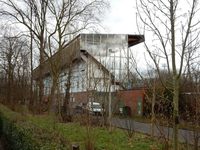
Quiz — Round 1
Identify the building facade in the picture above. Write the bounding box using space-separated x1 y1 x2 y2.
33 33 145 114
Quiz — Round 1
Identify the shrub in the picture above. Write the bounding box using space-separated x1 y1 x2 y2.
0 105 68 150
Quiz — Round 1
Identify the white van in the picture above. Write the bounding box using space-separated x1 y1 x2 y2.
86 102 103 115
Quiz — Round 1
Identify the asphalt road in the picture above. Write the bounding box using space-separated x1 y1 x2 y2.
111 118 199 145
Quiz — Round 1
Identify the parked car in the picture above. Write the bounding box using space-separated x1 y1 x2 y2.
86 102 103 115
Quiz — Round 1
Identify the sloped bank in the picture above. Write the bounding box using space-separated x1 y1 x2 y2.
0 105 68 150
0 104 163 150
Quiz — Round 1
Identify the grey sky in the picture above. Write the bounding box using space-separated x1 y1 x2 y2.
102 0 138 34
102 0 200 73
101 0 147 72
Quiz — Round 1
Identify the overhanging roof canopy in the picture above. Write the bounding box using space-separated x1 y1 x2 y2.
128 35 144 47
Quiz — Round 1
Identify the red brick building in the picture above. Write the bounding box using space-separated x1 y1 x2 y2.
117 88 145 116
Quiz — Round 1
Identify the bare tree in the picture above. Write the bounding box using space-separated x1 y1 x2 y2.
136 0 200 149
44 0 108 115
0 0 50 112
0 30 30 108
0 0 109 114
131 54 173 148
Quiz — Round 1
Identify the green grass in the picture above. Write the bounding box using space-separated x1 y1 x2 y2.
45 122 161 150
0 104 162 150
27 115 162 150
27 116 161 149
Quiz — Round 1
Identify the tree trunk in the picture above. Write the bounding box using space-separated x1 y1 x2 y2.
173 77 179 150
38 37 45 113
151 82 156 138
48 78 57 114
62 88 72 122
29 5 34 112
63 68 72 122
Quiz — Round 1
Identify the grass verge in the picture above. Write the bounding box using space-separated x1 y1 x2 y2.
0 104 162 150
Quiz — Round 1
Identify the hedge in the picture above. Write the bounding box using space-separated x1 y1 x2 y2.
0 105 68 150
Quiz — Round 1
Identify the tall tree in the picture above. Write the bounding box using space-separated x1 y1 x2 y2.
44 0 108 114
0 0 49 112
136 0 200 149
0 32 30 107
0 0 109 114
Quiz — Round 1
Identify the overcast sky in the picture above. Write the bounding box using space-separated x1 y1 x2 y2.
100 0 148 72
102 0 138 34
101 0 200 73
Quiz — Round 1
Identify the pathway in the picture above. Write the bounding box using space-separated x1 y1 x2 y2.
112 118 198 145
